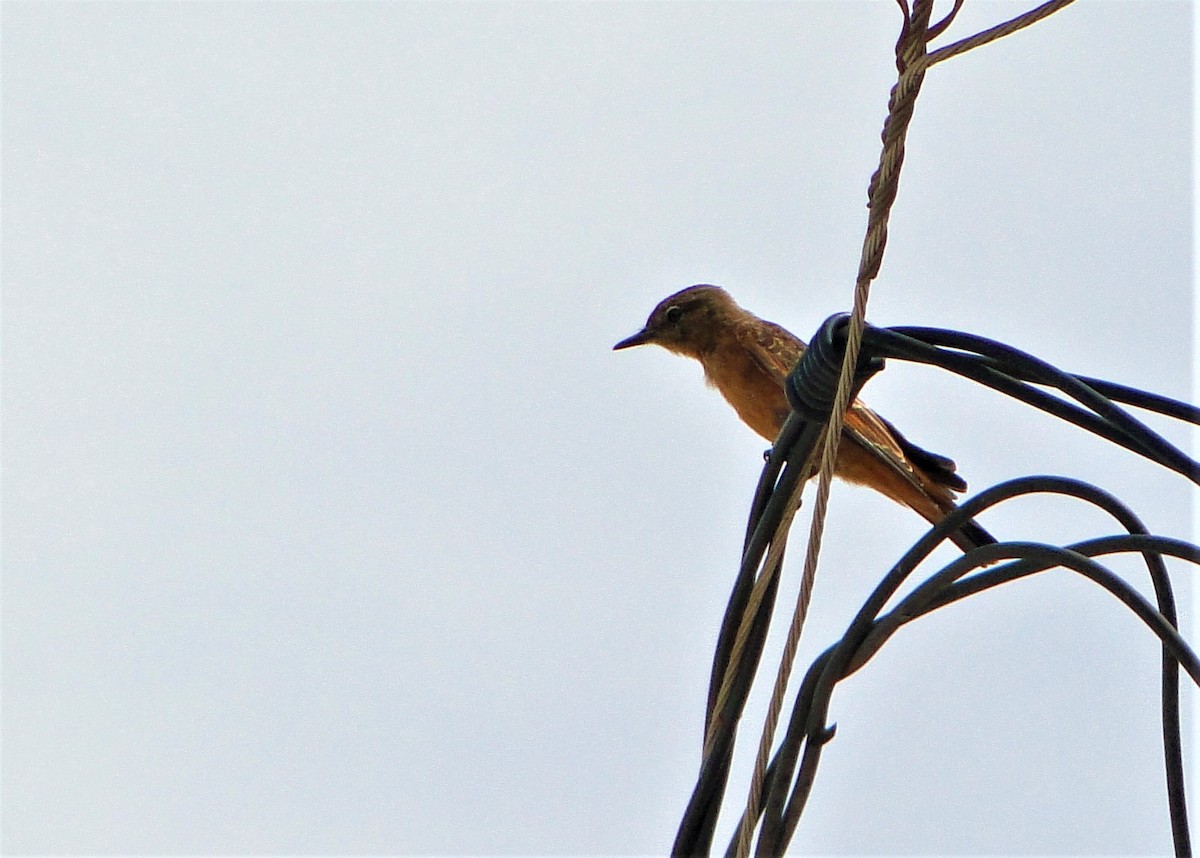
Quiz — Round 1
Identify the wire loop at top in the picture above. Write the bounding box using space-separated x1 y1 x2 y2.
785 314 884 420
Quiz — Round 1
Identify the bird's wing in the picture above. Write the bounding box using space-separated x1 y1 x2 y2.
844 403 925 485
735 317 942 495
735 318 805 382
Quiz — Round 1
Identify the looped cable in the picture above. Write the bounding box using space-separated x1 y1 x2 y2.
785 314 885 420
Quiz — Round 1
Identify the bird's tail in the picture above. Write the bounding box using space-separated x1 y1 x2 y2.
893 481 995 553
844 441 996 552
874 416 995 551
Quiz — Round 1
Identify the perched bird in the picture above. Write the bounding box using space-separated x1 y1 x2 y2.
614 284 993 551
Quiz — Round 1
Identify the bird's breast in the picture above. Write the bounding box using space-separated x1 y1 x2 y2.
699 345 790 442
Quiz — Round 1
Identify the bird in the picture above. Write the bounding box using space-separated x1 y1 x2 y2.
613 284 994 551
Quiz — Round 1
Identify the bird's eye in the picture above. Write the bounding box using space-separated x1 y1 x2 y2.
665 305 684 323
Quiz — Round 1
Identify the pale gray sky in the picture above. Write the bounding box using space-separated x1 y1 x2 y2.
3 1 1194 854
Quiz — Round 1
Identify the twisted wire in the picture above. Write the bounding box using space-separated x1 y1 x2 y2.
731 5 933 855
928 0 1078 67
677 1 1101 853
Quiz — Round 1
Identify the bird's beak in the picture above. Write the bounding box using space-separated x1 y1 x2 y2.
613 327 653 351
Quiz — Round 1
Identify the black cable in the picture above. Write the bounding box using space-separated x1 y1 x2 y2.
679 318 1197 855
677 420 819 856
891 326 1200 425
856 325 1199 480
677 323 884 857
759 477 1197 855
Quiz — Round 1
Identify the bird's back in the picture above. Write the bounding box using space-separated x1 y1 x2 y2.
721 310 968 508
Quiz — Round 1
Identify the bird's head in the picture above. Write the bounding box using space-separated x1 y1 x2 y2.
613 284 741 358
